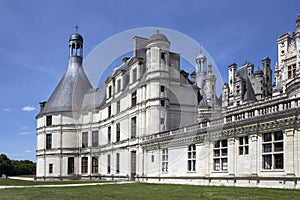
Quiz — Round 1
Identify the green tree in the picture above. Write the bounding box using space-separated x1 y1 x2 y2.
0 154 13 176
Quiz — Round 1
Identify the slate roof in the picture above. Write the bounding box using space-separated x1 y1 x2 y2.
40 60 92 115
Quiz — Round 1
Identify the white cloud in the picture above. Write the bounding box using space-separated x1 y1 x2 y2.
25 150 32 153
21 106 36 111
3 108 11 112
19 131 31 135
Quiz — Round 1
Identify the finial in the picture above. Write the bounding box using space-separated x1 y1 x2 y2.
75 25 79 33
156 29 160 34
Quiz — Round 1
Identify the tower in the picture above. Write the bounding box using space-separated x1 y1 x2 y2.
262 57 272 95
195 53 207 95
204 64 216 108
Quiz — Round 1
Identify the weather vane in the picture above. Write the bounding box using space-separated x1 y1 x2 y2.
75 25 79 33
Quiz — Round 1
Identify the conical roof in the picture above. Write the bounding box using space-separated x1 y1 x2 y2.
39 58 92 114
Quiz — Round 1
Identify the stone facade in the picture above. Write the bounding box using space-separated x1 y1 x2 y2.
36 16 300 189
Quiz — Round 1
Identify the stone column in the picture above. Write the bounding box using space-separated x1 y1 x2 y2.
228 138 236 175
250 134 258 175
285 128 295 175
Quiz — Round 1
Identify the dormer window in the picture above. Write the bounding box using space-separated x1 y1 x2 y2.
132 68 137 83
108 86 112 98
117 79 121 92
131 91 137 107
161 52 165 60
46 116 52 126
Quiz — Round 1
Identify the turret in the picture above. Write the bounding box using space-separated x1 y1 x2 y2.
195 53 207 94
262 57 272 95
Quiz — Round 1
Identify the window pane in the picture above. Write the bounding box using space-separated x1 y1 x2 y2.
274 142 283 152
245 136 249 144
214 141 220 148
239 146 243 155
274 154 284 169
214 149 220 157
239 137 243 145
263 155 272 169
222 149 228 156
264 133 272 142
222 158 228 170
274 131 283 141
221 140 227 147
214 159 220 171
245 146 249 155
263 144 272 153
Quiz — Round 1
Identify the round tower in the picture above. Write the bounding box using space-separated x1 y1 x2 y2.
195 53 207 94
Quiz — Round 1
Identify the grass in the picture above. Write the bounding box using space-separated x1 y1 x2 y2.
0 178 112 186
1 181 300 200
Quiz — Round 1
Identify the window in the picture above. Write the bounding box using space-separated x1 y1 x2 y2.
288 64 296 79
187 144 196 172
131 91 137 107
161 52 165 60
131 117 137 138
160 85 165 93
68 157 74 174
239 136 249 155
160 118 165 125
262 131 284 170
46 134 52 149
116 123 120 142
117 79 121 92
49 164 53 174
162 148 168 172
108 85 112 98
213 140 228 171
160 100 165 107
107 154 111 174
151 155 155 163
132 68 137 82
81 157 88 174
108 126 111 143
92 157 98 174
116 153 120 174
116 101 120 113
82 132 88 148
46 115 52 126
92 131 99 147
108 105 111 117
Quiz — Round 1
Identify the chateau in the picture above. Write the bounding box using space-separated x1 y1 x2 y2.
36 16 300 188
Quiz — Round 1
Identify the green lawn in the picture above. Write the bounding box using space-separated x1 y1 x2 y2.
1 182 300 200
0 178 112 186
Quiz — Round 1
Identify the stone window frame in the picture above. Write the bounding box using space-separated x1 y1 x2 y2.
162 148 168 173
92 157 98 174
187 144 196 172
116 153 120 174
46 133 52 150
213 140 228 171
262 131 284 170
82 132 88 148
238 136 249 156
92 130 99 147
81 157 88 174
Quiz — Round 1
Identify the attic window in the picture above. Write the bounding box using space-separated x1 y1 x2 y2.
46 115 52 126
161 52 165 60
132 68 137 83
281 50 284 54
117 79 121 92
108 86 112 98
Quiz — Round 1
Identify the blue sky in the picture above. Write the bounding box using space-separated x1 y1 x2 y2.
0 0 299 161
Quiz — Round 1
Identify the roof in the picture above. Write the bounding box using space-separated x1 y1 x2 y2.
40 60 92 115
147 30 170 45
69 33 83 41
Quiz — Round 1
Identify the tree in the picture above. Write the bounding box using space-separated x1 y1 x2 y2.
0 154 13 176
0 154 36 176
